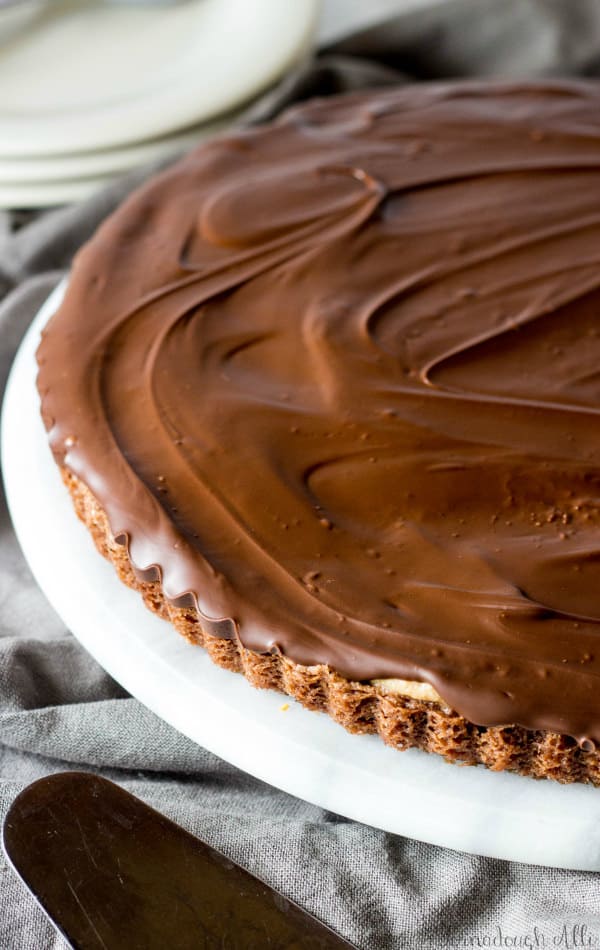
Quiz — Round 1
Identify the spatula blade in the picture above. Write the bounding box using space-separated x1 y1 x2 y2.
2 771 356 950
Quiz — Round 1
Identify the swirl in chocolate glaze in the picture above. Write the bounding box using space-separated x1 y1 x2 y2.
38 82 600 743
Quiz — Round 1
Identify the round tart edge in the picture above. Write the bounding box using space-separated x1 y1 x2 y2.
61 465 600 786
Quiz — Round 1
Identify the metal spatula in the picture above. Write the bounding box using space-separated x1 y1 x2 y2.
2 771 356 950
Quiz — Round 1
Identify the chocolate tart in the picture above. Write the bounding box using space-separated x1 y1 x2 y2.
37 81 600 784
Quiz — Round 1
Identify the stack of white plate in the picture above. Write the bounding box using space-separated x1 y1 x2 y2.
0 0 319 208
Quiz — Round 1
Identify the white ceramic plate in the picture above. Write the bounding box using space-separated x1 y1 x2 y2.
0 0 318 157
0 113 237 185
0 110 242 208
0 177 114 209
4 281 600 871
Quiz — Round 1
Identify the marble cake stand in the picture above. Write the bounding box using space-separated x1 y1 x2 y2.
4 281 600 871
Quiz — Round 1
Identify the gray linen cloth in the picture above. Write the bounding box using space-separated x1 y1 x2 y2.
3 2 600 947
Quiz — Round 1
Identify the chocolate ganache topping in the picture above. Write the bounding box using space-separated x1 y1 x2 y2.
38 82 600 743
